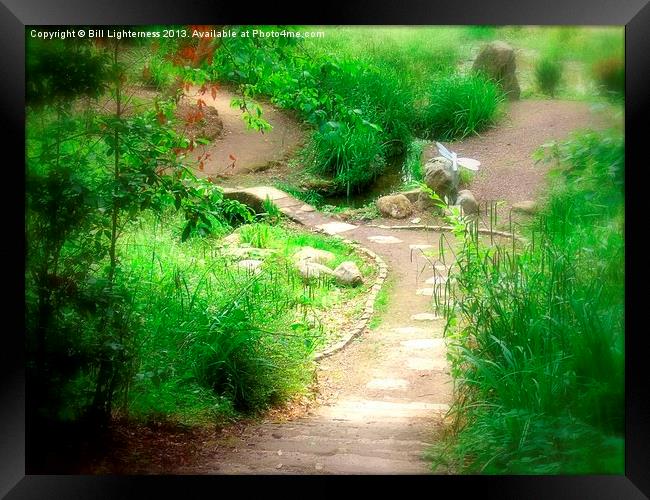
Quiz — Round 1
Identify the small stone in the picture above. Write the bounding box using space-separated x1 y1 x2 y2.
315 221 358 235
367 235 403 244
296 260 333 280
276 463 283 469
456 189 479 215
411 313 442 321
410 217 421 224
315 463 324 470
332 261 363 286
277 450 283 456
512 200 538 215
376 194 414 219
293 246 336 265
416 288 434 296
237 260 263 273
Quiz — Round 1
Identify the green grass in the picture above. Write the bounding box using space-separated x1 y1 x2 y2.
430 128 624 474
368 275 393 330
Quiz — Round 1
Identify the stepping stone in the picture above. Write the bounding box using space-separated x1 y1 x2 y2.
416 288 434 296
400 338 443 350
238 259 263 271
366 378 409 390
316 221 358 235
425 276 448 285
411 313 441 321
367 235 403 244
243 186 288 201
299 204 315 212
434 264 450 272
409 244 433 251
406 357 437 371
394 326 426 335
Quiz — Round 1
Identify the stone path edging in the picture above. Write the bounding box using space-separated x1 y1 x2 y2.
367 223 527 243
313 238 388 361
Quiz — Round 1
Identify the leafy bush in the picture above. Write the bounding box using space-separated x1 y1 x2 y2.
534 56 563 97
431 129 624 474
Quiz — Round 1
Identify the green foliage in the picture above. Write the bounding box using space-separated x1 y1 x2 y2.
199 27 500 194
417 73 505 140
430 129 624 473
26 38 109 107
141 54 176 90
535 56 564 97
592 57 625 99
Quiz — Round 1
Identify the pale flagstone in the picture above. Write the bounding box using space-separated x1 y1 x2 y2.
416 288 434 296
317 398 449 421
425 276 448 285
394 326 426 335
411 313 442 321
434 264 450 272
409 244 434 251
400 338 444 350
299 204 315 212
406 357 437 371
367 235 403 244
243 186 288 201
316 221 358 235
366 378 410 390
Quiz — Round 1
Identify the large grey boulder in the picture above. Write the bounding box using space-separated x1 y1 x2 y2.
456 189 479 215
376 194 414 219
296 260 334 280
424 156 456 203
472 41 521 100
332 261 363 286
293 246 336 265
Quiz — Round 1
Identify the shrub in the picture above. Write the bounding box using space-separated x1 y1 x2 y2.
534 57 563 97
592 57 624 98
418 73 504 140
430 129 624 474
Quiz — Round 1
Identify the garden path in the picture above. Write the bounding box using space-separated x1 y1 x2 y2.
178 187 455 474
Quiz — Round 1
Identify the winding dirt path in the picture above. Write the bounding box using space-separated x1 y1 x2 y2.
184 86 307 177
170 98 612 475
177 200 455 474
425 99 615 206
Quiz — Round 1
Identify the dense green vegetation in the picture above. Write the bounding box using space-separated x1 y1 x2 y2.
25 36 371 438
26 25 624 474
430 128 624 473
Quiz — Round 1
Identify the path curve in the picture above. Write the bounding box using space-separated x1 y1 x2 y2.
184 86 307 177
426 99 613 206
179 188 455 474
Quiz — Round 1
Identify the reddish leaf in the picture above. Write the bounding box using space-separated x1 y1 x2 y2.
229 154 237 161
198 161 204 171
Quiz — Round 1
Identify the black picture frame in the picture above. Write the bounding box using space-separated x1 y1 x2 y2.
3 1 648 497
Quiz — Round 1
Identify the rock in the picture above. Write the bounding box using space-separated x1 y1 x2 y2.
376 194 414 219
296 260 333 280
222 232 241 246
416 191 444 213
410 217 421 224
398 189 422 203
237 259 263 273
512 200 538 215
293 246 336 265
456 190 479 215
424 157 456 203
332 261 363 286
472 41 521 100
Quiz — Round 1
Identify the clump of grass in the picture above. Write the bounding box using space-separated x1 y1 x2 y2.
430 129 624 474
592 56 624 99
535 56 564 97
418 73 505 140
